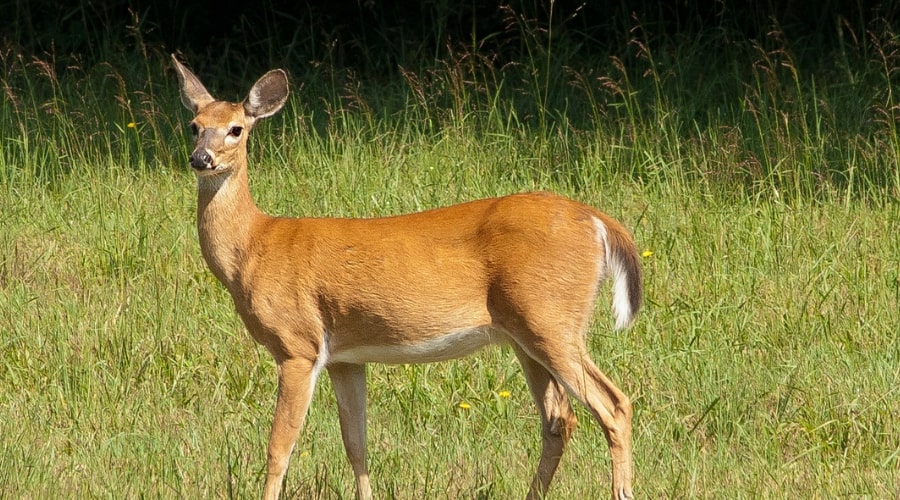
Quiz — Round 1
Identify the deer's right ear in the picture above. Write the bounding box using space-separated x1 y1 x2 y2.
171 54 215 113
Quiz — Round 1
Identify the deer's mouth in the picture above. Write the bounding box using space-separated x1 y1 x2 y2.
193 163 232 176
189 151 229 173
189 148 229 172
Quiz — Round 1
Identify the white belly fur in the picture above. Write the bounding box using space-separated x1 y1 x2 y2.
328 326 505 365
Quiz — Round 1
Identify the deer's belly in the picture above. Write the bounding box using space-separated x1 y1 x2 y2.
327 325 505 364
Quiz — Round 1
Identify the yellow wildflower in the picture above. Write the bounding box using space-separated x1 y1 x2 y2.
458 402 471 409
642 250 653 258
127 122 136 128
498 390 511 399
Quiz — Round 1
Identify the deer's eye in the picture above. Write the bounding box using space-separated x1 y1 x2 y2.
228 126 243 137
190 123 199 136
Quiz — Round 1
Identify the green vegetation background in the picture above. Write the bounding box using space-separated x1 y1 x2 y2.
1 2 898 497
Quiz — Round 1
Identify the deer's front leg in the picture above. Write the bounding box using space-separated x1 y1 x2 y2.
263 357 321 500
328 363 372 500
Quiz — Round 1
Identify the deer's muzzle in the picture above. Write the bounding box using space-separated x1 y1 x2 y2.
190 149 214 169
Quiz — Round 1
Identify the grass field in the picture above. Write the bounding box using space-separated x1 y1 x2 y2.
1 8 899 499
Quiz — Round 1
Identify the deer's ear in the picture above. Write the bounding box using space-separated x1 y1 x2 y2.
172 55 214 113
244 69 289 120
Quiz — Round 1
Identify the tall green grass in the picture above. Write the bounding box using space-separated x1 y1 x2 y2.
1 5 898 498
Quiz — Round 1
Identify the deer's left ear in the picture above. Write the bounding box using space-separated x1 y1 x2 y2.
172 54 215 113
244 69 289 120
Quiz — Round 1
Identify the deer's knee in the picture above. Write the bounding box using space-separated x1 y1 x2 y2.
616 393 633 422
546 408 578 443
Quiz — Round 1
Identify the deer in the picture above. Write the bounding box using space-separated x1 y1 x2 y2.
171 54 642 500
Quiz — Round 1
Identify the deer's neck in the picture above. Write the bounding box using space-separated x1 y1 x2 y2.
196 167 265 287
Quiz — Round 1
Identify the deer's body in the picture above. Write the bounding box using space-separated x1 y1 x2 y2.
173 55 642 500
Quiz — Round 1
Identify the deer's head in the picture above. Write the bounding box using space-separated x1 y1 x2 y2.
172 55 289 177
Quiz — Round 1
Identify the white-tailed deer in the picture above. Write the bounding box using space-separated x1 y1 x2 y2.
172 55 642 500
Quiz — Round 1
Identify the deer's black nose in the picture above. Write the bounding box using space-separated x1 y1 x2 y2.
190 150 212 169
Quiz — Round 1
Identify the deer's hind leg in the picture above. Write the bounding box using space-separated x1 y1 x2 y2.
511 344 578 500
504 311 633 500
526 343 634 500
